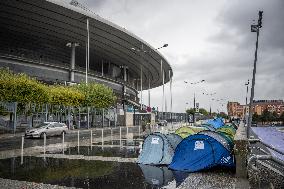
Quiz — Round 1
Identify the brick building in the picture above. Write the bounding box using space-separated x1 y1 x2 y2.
227 100 284 118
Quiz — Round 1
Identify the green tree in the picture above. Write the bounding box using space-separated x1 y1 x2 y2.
48 85 84 107
199 108 208 116
252 112 260 123
279 112 284 124
74 82 116 108
186 108 195 115
272 111 279 122
260 108 273 124
0 68 49 104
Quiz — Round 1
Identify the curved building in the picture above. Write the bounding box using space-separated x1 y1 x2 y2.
0 0 172 107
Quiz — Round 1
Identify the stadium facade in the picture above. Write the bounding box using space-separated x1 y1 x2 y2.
0 0 172 109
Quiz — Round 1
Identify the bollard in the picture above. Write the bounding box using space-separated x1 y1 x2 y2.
101 129 104 146
77 130 80 154
110 128 113 143
62 131 65 154
138 126 141 138
43 133 46 156
119 127 122 146
21 135 24 165
90 130 93 149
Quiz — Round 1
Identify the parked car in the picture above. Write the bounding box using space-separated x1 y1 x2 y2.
157 120 167 126
25 122 68 138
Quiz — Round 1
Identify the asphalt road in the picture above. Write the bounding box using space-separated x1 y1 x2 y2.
0 127 140 151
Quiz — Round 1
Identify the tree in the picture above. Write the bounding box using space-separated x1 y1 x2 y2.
260 108 273 124
272 111 279 122
0 68 49 104
252 112 260 123
48 85 84 107
186 108 195 115
199 108 209 116
279 112 284 124
74 82 116 108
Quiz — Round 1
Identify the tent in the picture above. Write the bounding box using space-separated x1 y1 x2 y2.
175 126 206 139
169 133 235 172
216 125 236 141
138 133 183 165
200 124 216 131
139 164 174 187
206 117 224 129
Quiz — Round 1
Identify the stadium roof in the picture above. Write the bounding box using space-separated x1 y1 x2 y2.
0 0 172 90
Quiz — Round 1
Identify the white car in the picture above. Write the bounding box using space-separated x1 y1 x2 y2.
25 122 68 138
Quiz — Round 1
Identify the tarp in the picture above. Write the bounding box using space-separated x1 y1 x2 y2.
169 133 235 172
206 117 224 129
175 126 206 139
139 164 174 187
138 133 182 165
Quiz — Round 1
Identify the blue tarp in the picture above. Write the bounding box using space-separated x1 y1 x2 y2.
205 117 224 129
138 133 182 165
169 133 235 172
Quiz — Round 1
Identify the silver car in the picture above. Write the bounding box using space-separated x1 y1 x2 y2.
25 122 68 138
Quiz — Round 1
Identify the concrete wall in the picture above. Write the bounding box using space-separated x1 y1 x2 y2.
234 122 248 178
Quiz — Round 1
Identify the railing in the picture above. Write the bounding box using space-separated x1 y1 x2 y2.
248 138 284 171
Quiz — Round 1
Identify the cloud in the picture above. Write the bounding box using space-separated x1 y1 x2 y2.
82 0 284 113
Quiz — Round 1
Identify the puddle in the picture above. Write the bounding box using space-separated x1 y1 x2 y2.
45 146 141 158
0 156 178 189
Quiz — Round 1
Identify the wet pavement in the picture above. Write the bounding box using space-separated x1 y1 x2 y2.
0 156 240 189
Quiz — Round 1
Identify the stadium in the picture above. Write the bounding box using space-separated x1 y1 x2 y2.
0 0 172 109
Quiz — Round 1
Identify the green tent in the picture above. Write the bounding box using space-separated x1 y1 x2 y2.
216 126 236 141
175 126 206 139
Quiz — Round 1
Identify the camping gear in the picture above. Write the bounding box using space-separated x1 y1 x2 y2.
138 133 182 165
206 117 224 129
200 124 216 131
216 125 236 141
139 164 174 187
175 126 206 139
169 133 235 172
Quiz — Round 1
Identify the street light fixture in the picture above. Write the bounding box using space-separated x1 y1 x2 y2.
184 79 205 123
248 11 263 138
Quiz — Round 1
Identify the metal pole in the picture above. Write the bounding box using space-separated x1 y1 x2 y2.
101 129 104 146
90 130 93 149
148 78 151 108
170 70 173 127
119 127 122 146
248 11 263 138
101 60 104 77
193 93 196 123
62 131 65 154
140 65 143 110
161 59 164 120
43 133 46 156
85 18 89 84
77 130 80 154
87 107 90 129
21 135 24 165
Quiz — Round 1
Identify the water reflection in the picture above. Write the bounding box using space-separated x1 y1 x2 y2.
0 156 159 189
46 146 140 158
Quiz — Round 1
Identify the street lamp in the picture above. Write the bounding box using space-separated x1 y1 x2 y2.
131 43 168 112
184 79 205 123
248 11 263 138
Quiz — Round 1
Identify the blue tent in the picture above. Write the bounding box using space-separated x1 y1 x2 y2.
138 133 182 165
169 133 235 172
206 117 224 129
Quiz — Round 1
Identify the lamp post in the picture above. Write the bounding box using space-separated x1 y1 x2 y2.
184 80 205 123
131 44 168 114
248 11 263 138
245 80 250 105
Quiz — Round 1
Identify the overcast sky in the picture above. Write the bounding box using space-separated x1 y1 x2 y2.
80 0 283 113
